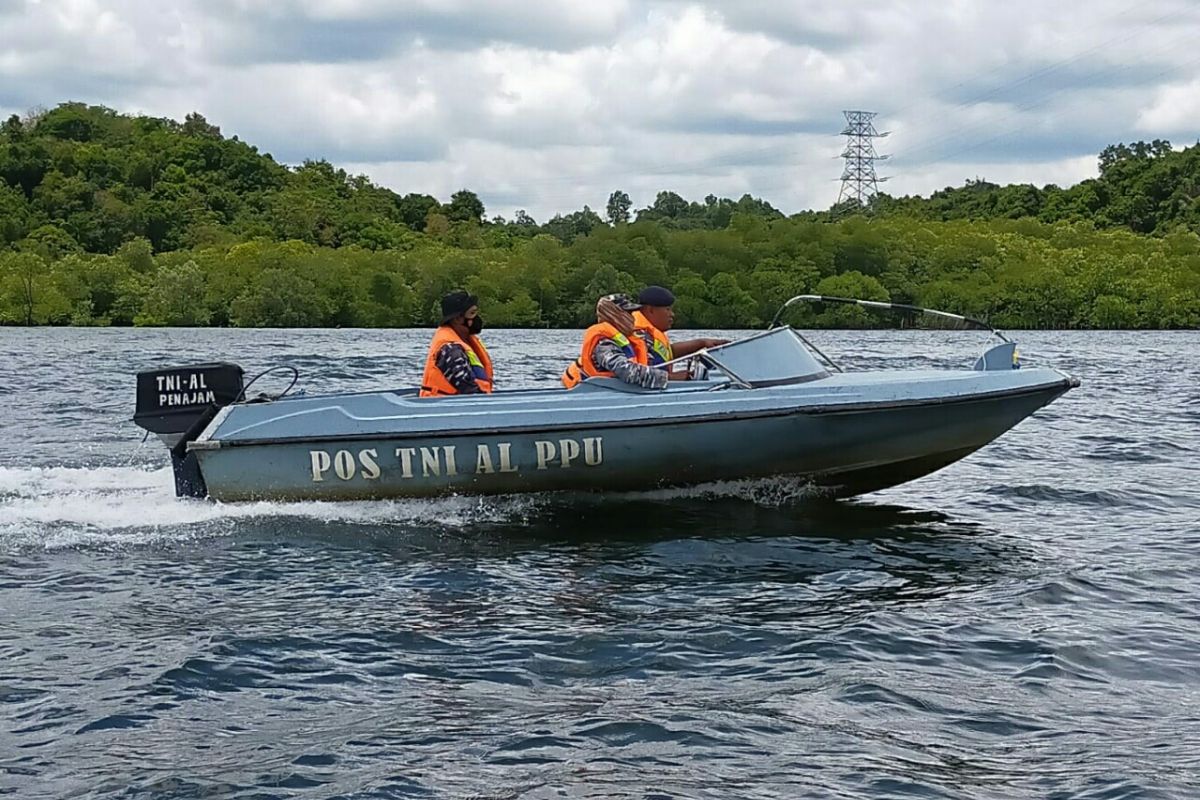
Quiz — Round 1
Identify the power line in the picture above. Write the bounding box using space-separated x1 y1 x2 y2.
937 54 1200 169
375 5 1200 214
888 8 1188 165
459 7 1191 200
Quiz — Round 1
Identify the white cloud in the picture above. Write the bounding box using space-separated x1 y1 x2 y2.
1137 77 1200 135
1 0 1199 219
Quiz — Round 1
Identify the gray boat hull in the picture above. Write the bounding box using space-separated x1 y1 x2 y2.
192 378 1072 502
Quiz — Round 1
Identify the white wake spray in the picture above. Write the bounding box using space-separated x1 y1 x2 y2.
0 462 824 551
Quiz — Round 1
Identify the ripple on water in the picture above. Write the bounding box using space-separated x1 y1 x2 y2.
2 329 1199 799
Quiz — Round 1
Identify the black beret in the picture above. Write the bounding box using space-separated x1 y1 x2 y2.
637 285 675 307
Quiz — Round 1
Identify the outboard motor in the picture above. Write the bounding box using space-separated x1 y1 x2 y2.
133 363 244 498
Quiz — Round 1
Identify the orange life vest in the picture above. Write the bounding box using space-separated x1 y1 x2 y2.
633 310 673 367
561 322 649 389
419 325 494 397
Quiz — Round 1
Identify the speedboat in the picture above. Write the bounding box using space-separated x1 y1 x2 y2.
132 296 1078 502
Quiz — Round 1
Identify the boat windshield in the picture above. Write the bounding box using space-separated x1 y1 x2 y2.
675 327 830 388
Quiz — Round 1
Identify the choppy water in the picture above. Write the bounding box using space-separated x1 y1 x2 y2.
1 327 1198 799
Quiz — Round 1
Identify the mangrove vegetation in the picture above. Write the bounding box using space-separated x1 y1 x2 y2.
2 103 1198 328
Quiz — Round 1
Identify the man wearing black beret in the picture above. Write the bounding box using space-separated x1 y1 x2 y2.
597 286 729 375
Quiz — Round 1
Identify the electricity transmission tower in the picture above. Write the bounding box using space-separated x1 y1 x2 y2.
837 111 889 205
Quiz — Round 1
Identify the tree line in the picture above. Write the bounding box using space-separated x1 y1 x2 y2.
1 102 1198 329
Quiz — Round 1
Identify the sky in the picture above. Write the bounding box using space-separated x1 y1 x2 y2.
1 0 1198 220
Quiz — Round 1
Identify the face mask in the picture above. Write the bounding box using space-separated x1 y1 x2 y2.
467 316 484 335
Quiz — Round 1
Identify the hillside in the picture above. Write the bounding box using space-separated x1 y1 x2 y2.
1 102 1198 329
871 140 1200 235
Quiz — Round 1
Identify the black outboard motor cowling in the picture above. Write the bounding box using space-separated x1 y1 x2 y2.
133 363 244 498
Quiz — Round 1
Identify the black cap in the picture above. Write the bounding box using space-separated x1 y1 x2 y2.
638 285 675 307
603 293 642 312
441 291 478 323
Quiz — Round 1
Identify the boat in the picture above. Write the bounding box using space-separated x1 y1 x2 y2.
132 296 1079 502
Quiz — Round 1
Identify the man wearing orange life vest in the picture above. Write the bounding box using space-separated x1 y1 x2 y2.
598 286 730 375
562 294 672 390
419 291 494 398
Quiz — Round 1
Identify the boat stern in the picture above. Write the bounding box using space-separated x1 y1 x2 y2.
132 362 245 498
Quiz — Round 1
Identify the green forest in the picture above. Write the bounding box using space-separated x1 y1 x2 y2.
1 102 1198 329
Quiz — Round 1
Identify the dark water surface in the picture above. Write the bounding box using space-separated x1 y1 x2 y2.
1 328 1198 799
